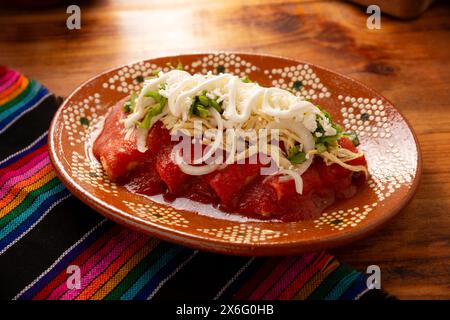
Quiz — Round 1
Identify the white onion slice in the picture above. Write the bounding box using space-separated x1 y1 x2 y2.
173 147 219 175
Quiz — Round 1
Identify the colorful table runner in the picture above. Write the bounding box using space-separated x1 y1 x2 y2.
0 67 389 300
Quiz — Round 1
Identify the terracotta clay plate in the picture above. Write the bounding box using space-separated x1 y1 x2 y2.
48 53 421 256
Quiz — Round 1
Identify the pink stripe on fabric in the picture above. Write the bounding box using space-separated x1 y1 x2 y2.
249 256 297 300
262 252 317 300
0 156 50 199
0 149 47 184
0 70 20 92
0 70 10 85
59 232 142 300
46 229 131 300
0 152 49 195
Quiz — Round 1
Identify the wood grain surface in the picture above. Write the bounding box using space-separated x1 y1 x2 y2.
1 0 449 299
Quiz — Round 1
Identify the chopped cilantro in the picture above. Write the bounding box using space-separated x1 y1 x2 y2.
123 101 132 113
144 90 167 108
209 98 222 113
123 92 137 114
313 105 344 151
316 143 327 153
189 91 223 118
287 145 307 164
137 90 167 129
241 76 253 83
144 91 162 102
198 95 210 107
138 103 164 129
194 105 210 118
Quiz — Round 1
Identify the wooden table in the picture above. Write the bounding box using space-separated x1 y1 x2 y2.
1 0 449 299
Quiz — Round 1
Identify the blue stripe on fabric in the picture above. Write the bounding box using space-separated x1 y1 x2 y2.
134 248 195 300
0 81 40 118
0 182 68 241
0 80 41 116
0 82 48 124
0 133 48 169
324 270 362 300
0 187 70 252
120 245 185 300
339 273 369 300
0 91 52 135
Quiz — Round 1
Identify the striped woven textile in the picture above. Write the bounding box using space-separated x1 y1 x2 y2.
0 67 388 300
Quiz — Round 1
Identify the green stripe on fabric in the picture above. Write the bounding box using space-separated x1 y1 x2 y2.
104 242 171 300
0 81 43 122
325 270 361 300
0 80 34 113
120 245 184 300
307 263 354 300
0 177 60 228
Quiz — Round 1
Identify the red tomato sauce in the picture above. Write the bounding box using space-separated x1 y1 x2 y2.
93 102 367 222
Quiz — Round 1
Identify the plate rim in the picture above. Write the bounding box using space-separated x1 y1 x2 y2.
48 52 422 256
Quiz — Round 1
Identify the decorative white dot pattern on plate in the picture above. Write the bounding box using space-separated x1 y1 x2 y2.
269 64 330 101
197 224 288 244
189 53 258 78
338 95 414 203
339 95 390 139
71 152 118 196
62 94 102 147
123 201 189 228
102 62 160 93
314 203 377 231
